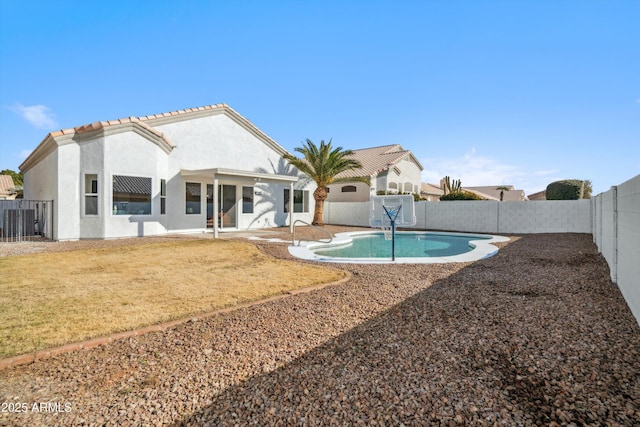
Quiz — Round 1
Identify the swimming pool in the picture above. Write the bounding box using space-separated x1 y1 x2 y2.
289 231 510 264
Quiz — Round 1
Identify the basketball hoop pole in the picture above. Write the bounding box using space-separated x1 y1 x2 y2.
382 205 402 261
391 217 396 261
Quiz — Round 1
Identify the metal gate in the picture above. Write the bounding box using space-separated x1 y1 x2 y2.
0 200 54 242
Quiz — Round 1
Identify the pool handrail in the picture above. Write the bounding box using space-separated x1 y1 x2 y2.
292 220 333 246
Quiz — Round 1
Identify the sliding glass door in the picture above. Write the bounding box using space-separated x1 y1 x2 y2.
206 184 237 229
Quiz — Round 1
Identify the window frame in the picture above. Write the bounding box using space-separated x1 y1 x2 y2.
185 182 201 215
83 172 99 217
242 186 254 214
112 174 153 216
284 189 309 213
160 179 167 215
341 185 357 193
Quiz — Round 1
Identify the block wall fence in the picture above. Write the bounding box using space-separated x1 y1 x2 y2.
323 199 592 233
323 173 640 324
592 174 640 325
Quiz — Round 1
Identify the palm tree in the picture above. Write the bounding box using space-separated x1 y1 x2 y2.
496 186 510 201
284 139 364 225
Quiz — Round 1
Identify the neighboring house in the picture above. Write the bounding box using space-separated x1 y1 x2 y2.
20 104 314 241
463 188 500 201
325 144 423 202
434 179 527 201
527 190 546 201
0 175 18 200
420 182 444 201
464 185 527 201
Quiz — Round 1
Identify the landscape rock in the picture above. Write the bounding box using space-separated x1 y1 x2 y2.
1 230 639 426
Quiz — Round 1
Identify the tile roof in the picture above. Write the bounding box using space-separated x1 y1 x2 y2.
50 104 230 138
527 190 546 200
335 144 417 179
21 103 290 173
462 188 500 201
420 182 444 195
464 186 526 201
0 175 16 196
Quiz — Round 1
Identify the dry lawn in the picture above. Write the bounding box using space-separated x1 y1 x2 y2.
0 239 345 358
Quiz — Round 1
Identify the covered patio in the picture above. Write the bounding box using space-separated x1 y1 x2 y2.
180 167 300 238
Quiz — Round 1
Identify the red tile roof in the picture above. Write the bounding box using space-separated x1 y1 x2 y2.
50 104 229 138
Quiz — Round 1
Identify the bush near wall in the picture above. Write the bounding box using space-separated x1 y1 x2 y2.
377 191 422 201
546 180 584 200
440 191 483 201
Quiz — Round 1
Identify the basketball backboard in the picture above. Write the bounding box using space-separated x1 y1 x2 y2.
369 195 416 227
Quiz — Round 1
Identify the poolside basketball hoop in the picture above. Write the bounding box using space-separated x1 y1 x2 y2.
370 195 416 261
382 205 401 239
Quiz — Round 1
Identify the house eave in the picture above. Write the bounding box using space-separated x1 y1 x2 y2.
181 167 298 183
20 134 58 173
19 122 174 173
20 103 288 174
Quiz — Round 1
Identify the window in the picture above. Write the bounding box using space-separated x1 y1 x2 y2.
242 186 254 213
160 179 167 215
185 182 201 214
284 189 309 213
112 175 152 215
341 185 357 193
84 173 98 216
404 182 413 193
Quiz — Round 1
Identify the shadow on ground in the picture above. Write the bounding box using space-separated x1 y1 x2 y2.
174 234 640 426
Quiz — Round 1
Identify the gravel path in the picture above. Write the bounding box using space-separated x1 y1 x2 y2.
1 232 639 426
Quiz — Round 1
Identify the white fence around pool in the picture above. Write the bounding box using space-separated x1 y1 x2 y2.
323 199 592 234
323 173 640 326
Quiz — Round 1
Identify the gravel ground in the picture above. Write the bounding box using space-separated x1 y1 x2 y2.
1 230 639 426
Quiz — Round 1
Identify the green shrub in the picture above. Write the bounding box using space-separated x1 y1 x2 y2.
440 191 483 201
545 180 584 200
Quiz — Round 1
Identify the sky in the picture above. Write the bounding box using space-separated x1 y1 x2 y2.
0 0 638 196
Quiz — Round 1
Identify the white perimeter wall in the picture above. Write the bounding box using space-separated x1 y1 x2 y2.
324 199 592 234
592 174 640 325
325 175 640 325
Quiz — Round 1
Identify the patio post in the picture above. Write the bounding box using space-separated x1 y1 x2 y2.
289 181 294 234
213 174 219 239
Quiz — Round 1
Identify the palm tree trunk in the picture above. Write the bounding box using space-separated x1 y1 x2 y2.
313 199 324 225
312 187 328 226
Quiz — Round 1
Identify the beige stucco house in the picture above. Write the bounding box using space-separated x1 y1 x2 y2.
325 144 423 202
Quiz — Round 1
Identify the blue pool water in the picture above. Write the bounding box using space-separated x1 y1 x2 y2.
313 232 492 258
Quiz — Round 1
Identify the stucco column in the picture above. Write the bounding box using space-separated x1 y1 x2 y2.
213 174 219 239
289 181 294 233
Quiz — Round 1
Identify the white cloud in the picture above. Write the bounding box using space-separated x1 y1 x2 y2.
421 148 520 186
420 148 554 196
10 103 58 130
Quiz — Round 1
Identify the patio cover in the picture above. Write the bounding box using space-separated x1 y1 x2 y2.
180 168 299 237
